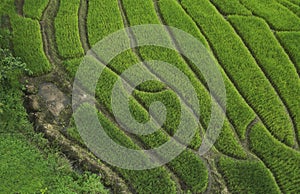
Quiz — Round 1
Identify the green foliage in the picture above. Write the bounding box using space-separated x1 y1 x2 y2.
87 0 124 46
122 0 159 25
0 48 32 86
158 0 208 46
288 0 300 6
0 27 11 49
276 0 300 17
55 0 84 58
158 0 255 140
181 0 295 146
239 0 300 30
218 156 281 193
169 150 208 193
249 123 300 193
0 85 107 194
276 31 300 75
229 16 300 145
11 16 51 75
123 0 246 159
73 105 177 193
23 0 49 20
63 57 83 77
210 0 252 15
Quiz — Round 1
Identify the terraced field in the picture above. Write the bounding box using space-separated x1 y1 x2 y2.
1 0 300 193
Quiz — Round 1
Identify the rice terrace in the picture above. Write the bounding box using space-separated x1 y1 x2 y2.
0 0 300 193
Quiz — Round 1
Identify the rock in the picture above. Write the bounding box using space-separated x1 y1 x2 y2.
38 83 70 117
25 95 40 112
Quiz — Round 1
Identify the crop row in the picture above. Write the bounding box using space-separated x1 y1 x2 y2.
122 0 247 159
65 52 207 191
73 104 177 194
181 0 296 147
276 32 300 75
10 16 51 75
218 156 280 193
210 0 252 16
23 0 49 20
54 0 84 58
288 0 300 7
276 0 300 17
249 122 300 193
158 0 255 141
80 54 209 193
239 0 300 31
228 16 300 144
87 0 124 46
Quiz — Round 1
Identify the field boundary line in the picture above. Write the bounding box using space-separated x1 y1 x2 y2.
208 0 297 191
153 0 252 159
276 0 300 18
226 14 300 148
78 0 90 53
274 32 300 76
80 1 204 191
175 0 278 147
237 0 300 78
173 0 274 141
116 0 207 141
38 1 136 192
175 2 290 191
14 0 24 16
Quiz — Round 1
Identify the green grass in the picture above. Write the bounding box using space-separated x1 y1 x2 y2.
2 0 300 193
181 0 295 147
288 0 300 6
73 104 177 193
54 0 84 58
0 69 106 194
169 150 208 193
123 0 247 159
218 156 281 193
73 55 209 193
11 16 51 75
158 0 255 140
87 0 124 46
229 15 300 145
23 0 49 20
249 122 300 193
239 0 300 30
276 31 300 75
210 0 252 15
0 133 107 194
276 0 300 17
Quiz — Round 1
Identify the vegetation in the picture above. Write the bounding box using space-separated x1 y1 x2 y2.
249 123 300 193
87 0 124 46
54 0 84 58
158 0 255 139
239 0 300 30
229 15 300 144
218 156 280 193
276 31 300 75
1 0 300 193
23 0 49 20
210 0 252 15
11 17 52 75
181 0 296 146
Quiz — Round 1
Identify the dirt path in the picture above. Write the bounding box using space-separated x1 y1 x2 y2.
15 0 24 16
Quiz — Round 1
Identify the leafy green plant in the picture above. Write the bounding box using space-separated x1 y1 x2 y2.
0 48 32 86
